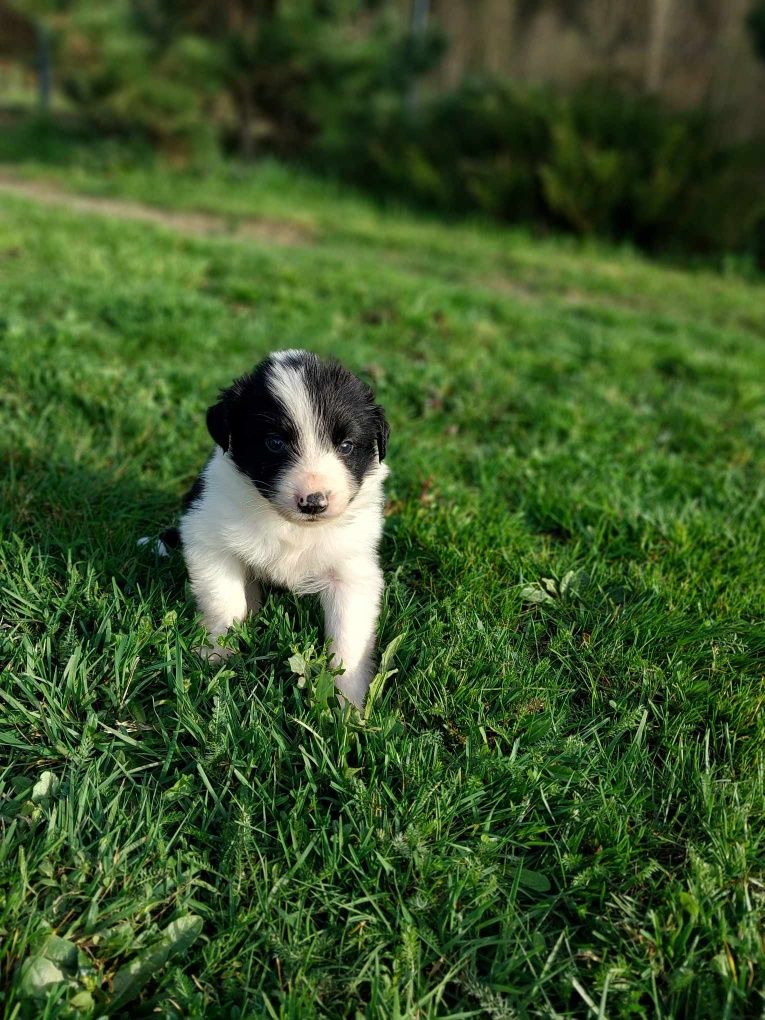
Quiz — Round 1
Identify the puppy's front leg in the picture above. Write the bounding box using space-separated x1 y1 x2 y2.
320 562 384 708
184 546 248 658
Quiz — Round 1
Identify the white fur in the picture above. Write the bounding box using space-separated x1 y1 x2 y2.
265 357 355 521
180 448 389 707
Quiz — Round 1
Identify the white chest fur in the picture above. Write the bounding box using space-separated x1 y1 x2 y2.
179 449 388 707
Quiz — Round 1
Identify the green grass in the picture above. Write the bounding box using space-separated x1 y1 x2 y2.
1 150 764 1019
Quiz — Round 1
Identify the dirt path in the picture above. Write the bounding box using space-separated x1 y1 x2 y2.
0 173 313 246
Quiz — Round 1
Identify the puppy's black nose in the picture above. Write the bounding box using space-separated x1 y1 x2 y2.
297 491 328 515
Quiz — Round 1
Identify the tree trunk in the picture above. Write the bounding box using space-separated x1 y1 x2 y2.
645 0 673 92
36 23 52 114
410 0 430 34
407 0 430 112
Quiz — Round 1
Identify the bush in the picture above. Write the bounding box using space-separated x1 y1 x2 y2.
314 75 765 259
44 0 442 160
538 84 731 249
313 76 551 219
51 2 221 155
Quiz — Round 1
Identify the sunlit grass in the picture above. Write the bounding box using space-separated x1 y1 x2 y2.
1 157 764 1018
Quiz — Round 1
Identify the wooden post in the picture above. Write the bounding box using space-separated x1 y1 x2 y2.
407 0 430 112
36 22 52 114
410 0 430 35
645 0 672 92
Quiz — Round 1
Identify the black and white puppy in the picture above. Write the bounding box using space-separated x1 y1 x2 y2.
170 350 390 707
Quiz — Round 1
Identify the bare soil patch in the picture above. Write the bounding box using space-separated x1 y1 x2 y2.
0 174 313 246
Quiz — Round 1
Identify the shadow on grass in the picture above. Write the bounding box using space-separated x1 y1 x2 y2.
2 448 185 598
0 446 403 670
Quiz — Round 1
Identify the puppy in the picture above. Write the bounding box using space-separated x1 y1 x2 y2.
165 350 389 707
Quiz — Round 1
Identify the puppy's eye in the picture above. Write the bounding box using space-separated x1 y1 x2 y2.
338 440 354 456
265 436 286 453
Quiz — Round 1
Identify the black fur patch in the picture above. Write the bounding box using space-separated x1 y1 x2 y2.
181 473 206 511
160 526 181 549
300 354 389 485
206 360 300 501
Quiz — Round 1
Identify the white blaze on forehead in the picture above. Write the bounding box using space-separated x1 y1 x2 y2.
266 354 324 457
270 348 306 364
265 352 358 517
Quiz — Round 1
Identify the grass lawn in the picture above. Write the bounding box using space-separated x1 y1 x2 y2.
1 148 764 1018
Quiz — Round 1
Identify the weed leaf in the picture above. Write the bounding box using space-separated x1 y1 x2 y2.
111 914 202 1008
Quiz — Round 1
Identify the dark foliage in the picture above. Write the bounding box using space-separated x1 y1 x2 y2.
12 0 765 261
747 0 765 61
316 74 765 258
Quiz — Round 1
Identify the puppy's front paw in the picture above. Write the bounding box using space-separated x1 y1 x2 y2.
335 669 370 711
194 643 234 664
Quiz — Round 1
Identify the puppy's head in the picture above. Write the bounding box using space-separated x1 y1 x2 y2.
207 350 389 523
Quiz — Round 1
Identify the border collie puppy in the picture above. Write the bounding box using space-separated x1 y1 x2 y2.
167 350 389 708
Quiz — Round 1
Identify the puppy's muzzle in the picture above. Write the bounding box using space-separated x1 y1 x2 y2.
297 491 329 516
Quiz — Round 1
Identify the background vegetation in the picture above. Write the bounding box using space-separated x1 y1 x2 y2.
2 0 765 263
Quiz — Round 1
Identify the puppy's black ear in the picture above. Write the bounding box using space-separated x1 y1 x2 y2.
375 406 390 462
207 374 249 450
206 399 230 450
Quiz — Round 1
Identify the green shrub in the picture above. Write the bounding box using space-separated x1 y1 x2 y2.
314 75 765 260
419 78 551 220
545 84 764 256
314 76 551 220
45 0 441 160
51 2 220 155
